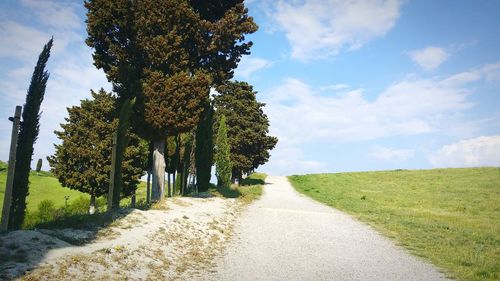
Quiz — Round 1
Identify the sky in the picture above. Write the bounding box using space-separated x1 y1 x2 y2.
0 0 499 176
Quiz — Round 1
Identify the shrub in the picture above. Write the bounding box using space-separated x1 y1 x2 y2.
37 200 56 224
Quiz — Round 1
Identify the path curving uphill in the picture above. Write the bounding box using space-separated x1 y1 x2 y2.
204 176 450 281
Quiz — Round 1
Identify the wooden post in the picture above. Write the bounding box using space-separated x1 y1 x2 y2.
1 106 22 231
107 133 117 212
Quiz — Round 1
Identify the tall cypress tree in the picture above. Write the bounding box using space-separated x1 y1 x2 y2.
195 104 214 192
214 81 277 182
9 38 53 230
215 115 231 188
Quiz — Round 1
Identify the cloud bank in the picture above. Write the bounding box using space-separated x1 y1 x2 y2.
429 136 500 167
269 0 402 60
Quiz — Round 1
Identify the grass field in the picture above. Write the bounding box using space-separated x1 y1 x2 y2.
289 167 500 281
0 163 91 215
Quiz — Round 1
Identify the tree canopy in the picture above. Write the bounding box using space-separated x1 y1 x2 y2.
195 104 215 192
47 90 147 210
85 0 257 200
214 81 277 181
215 115 232 188
85 0 258 137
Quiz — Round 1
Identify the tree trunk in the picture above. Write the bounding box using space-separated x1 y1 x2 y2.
151 138 166 202
131 189 136 207
167 173 171 197
183 165 188 195
146 169 151 204
172 170 176 196
89 194 96 215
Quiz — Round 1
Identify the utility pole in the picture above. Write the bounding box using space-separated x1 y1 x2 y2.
1 106 22 231
107 133 117 212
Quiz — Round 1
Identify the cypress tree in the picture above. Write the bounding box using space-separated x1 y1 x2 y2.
47 90 147 214
195 104 214 192
214 81 277 183
35 159 43 176
9 38 52 230
85 0 257 202
111 98 136 210
215 115 231 188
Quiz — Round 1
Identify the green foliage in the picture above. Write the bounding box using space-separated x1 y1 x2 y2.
9 38 53 230
111 97 138 209
289 168 500 281
35 159 43 174
1 169 90 222
195 104 214 192
47 90 147 204
86 0 257 200
0 160 7 172
85 0 257 139
1 171 151 229
215 115 232 188
36 199 56 224
214 81 277 181
141 70 211 138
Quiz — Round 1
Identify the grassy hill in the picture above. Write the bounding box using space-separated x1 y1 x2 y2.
0 161 91 214
289 167 500 281
0 160 148 225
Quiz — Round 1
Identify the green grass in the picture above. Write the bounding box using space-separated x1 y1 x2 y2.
0 168 91 216
288 167 500 281
0 160 148 228
211 173 266 204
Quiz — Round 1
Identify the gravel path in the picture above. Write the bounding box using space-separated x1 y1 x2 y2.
204 176 450 281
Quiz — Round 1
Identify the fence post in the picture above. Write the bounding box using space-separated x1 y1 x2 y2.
1 106 22 231
107 133 117 212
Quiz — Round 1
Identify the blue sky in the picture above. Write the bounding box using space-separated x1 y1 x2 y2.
1 0 499 176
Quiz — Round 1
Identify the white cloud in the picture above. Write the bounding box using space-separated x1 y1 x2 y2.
21 0 81 31
370 146 414 162
0 21 52 61
429 136 500 167
320 84 350 91
0 2 111 166
263 67 482 145
481 61 500 82
269 0 401 61
409 46 450 71
235 57 273 79
259 64 495 175
258 142 328 176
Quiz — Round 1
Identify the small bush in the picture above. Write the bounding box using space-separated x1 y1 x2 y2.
64 196 91 215
37 199 56 224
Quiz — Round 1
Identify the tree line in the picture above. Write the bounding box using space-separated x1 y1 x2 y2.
4 0 277 229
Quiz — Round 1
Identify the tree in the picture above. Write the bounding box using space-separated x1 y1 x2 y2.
36 159 43 176
9 38 52 230
110 97 135 210
214 81 277 182
85 0 257 201
215 115 232 188
195 104 214 192
47 90 147 214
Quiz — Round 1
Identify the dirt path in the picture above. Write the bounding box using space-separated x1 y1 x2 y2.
1 197 240 280
203 176 450 281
